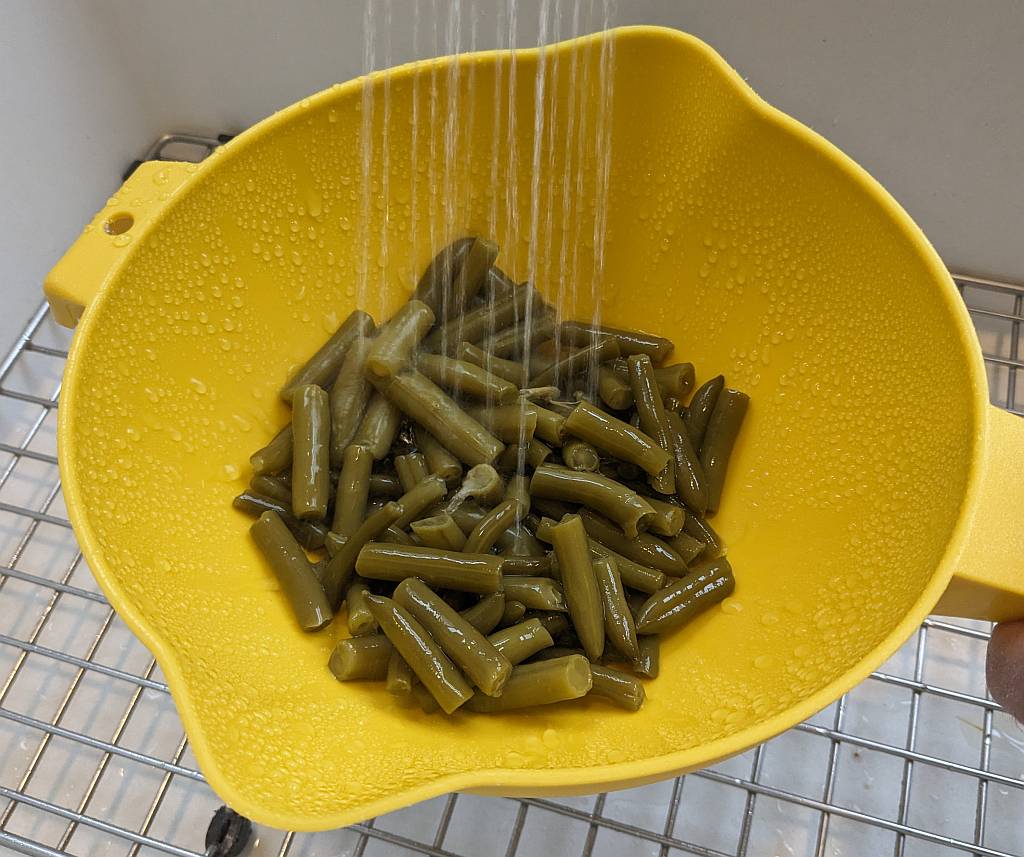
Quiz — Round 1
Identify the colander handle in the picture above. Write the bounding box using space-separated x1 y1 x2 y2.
43 160 193 327
935 405 1024 621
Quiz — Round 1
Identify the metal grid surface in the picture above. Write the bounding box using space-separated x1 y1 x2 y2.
0 238 1022 853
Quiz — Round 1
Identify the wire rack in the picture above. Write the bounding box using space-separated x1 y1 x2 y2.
1 138 1023 857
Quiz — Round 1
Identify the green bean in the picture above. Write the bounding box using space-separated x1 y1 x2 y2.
488 619 554 665
636 558 735 634
654 363 695 399
498 439 552 471
375 369 504 466
502 576 567 612
449 502 545 556
233 492 328 551
563 401 671 478
394 578 512 696
290 385 331 520
366 594 472 713
327 337 374 465
441 237 500 322
457 341 527 385
465 655 592 712
280 310 375 402
464 499 519 553
504 474 531 521
592 556 639 662
597 365 633 410
579 509 688 574
394 452 430 493
548 515 604 661
626 354 676 494
451 463 505 507
530 646 586 662
357 542 503 593
413 426 463 483
393 474 447 529
410 513 467 550
328 634 393 681
665 410 709 515
324 531 345 556
461 592 506 634
332 444 372 536
250 425 293 476
532 405 566 447
369 471 403 498
532 499 576 525
413 237 474 313
667 531 705 564
527 612 570 639
561 438 600 472
250 474 292 505
353 394 402 460
499 554 553 576
386 649 415 698
634 634 659 678
700 388 749 515
483 265 517 297
424 289 529 353
346 579 377 636
365 301 434 383
500 600 527 627
531 465 655 539
643 496 686 537
381 525 415 545
529 338 622 388
589 664 645 710
320 501 404 607
416 354 518 403
479 315 556 358
682 513 723 557
558 321 673 363
465 403 537 444
250 511 332 631
587 541 666 594
663 396 686 415
684 375 724 449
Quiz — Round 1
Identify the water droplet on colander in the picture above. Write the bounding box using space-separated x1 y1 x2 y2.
190 378 208 394
112 233 132 247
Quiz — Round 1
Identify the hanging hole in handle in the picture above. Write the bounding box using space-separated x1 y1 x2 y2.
103 213 134 235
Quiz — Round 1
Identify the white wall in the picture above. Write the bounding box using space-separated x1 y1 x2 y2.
2 0 1022 350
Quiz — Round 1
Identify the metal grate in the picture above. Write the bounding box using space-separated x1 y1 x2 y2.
0 216 1022 853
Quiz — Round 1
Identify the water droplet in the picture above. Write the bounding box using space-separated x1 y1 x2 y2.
190 378 208 394
112 234 132 247
222 463 240 481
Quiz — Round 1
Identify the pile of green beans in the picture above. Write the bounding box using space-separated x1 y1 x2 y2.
237 236 748 715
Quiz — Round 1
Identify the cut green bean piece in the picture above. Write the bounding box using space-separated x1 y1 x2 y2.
250 511 332 631
488 619 554 665
532 499 575 525
684 375 724 449
366 595 472 714
499 439 552 471
353 394 402 460
531 465 654 539
636 558 735 634
414 425 463 483
375 369 504 466
464 499 519 553
502 576 567 612
663 396 686 415
634 634 659 678
321 501 404 608
394 578 512 696
394 452 430 493
527 612 570 639
392 474 447 530
250 474 291 505
346 579 377 636
386 649 414 698
251 424 294 478
356 542 503 593
665 410 709 515
579 509 688 574
479 314 556 358
627 354 676 495
450 502 545 556
233 492 327 551
592 556 639 662
424 289 529 353
382 525 415 545
559 321 673 363
499 554 553 576
589 664 645 711
532 405 566 447
461 592 506 634
457 341 527 385
368 471 403 498
280 310 375 402
564 401 671 478
654 363 695 399
530 339 622 388
465 655 592 712
587 541 666 594
682 514 723 557
668 531 705 564
291 384 331 520
441 237 500 322
414 237 474 313
643 496 686 537
328 634 392 681
333 444 373 536
505 474 531 521
700 388 749 515
598 365 633 410
410 513 467 550
465 403 537 444
366 300 435 382
416 354 519 403
561 438 601 472
548 515 605 661
449 463 505 508
500 600 527 627
328 337 374 466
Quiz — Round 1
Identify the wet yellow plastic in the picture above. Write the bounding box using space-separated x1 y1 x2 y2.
45 27 1024 831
